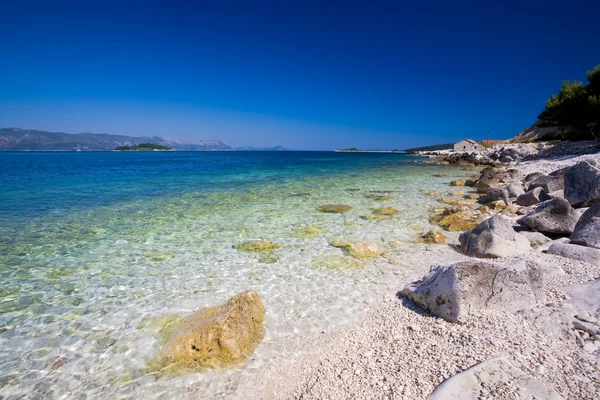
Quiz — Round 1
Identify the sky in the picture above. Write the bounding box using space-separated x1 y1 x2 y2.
1 1 599 150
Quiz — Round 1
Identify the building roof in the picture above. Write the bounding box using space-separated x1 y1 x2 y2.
456 139 480 144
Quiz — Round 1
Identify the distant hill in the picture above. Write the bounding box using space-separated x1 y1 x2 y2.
508 121 561 143
0 128 286 151
235 145 289 151
403 143 454 152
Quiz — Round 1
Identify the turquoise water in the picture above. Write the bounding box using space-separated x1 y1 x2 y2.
0 151 468 398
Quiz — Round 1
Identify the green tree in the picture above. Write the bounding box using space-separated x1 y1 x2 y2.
538 64 600 140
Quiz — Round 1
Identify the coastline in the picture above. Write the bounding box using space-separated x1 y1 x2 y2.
252 143 600 399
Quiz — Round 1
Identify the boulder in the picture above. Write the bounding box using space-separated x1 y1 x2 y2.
428 357 564 400
459 216 530 258
504 183 525 198
316 204 351 213
149 291 266 372
570 204 600 249
402 259 555 323
564 161 600 208
546 242 600 266
479 188 510 205
464 179 477 187
523 172 544 187
331 240 381 260
519 231 552 248
475 168 524 193
548 190 564 199
235 240 281 253
516 188 550 207
526 174 564 193
419 230 446 244
517 198 579 234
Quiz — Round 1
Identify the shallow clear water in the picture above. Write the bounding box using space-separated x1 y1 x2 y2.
0 151 469 398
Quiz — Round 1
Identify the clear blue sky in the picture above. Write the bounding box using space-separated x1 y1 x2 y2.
1 1 599 150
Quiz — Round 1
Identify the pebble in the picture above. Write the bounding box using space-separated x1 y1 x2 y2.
408 325 421 332
582 342 596 353
534 364 545 374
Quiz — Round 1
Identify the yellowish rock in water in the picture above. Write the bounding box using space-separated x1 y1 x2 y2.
292 225 326 238
434 173 448 177
139 315 183 345
312 254 363 271
235 240 281 253
424 191 438 197
452 190 464 196
450 179 466 186
419 230 446 244
447 222 478 232
331 240 381 260
439 197 475 207
366 194 393 201
316 204 352 213
409 224 423 231
149 291 266 373
360 214 391 221
371 207 399 216
464 193 482 200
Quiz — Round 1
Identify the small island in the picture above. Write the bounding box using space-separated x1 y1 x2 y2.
115 143 173 151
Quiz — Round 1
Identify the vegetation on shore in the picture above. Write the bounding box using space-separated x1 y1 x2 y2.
115 143 173 151
538 64 600 140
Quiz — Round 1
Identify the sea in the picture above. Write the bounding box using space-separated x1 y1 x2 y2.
0 151 468 398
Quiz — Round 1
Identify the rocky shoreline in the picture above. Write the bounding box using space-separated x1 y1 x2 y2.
253 142 600 399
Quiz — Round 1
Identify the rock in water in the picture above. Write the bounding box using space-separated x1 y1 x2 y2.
570 203 600 249
428 357 564 400
371 207 399 215
449 179 465 186
331 240 381 260
316 204 352 213
402 259 558 323
516 187 550 206
546 242 600 266
517 198 579 234
564 160 600 208
235 240 281 253
149 291 266 372
459 216 530 258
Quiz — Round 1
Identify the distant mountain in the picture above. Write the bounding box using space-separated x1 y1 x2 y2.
235 145 289 151
0 128 283 151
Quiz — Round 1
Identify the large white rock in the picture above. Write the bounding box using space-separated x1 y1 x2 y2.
459 216 530 258
564 160 600 208
428 357 564 400
546 242 600 266
570 203 600 249
402 259 560 323
517 198 579 234
505 182 525 198
527 174 564 193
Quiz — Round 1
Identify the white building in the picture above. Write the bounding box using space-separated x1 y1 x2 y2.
454 139 484 153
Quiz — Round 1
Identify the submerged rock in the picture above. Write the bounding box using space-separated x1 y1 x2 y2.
371 207 399 216
312 254 363 271
360 214 391 221
291 225 326 239
331 240 381 260
459 216 530 258
402 259 558 323
235 240 281 253
570 204 600 249
366 194 393 201
316 204 352 213
449 179 465 186
149 291 266 372
517 198 579 234
564 160 600 208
